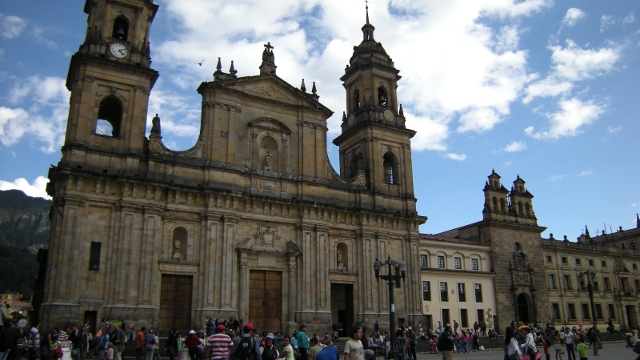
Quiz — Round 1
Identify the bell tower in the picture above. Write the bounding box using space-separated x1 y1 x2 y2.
62 0 158 165
333 5 417 213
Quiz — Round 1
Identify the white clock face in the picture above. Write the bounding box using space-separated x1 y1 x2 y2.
110 43 128 58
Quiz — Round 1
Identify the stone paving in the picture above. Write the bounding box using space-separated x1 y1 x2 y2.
413 341 635 360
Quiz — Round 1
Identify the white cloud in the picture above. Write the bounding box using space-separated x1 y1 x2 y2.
550 40 620 81
550 175 564 181
445 153 467 161
0 13 27 39
502 140 527 152
607 126 622 133
0 176 50 199
503 161 512 166
523 77 573 103
562 8 586 27
600 15 615 33
525 98 604 140
623 12 635 25
0 75 69 152
578 169 593 177
457 108 503 133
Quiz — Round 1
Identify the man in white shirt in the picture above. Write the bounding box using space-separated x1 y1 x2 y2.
344 328 363 360
564 329 575 360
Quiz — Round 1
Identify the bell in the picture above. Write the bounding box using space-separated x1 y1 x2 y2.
115 25 125 39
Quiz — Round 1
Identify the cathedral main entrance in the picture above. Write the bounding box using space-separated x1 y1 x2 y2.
249 270 282 333
159 274 193 333
331 283 354 337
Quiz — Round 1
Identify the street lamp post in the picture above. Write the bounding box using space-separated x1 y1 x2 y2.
579 270 598 328
373 256 407 341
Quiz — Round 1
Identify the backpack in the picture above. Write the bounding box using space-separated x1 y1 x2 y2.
100 334 110 350
234 337 255 360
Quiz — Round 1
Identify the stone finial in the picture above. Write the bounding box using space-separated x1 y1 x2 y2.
312 82 317 95
342 111 347 122
216 57 222 71
229 60 237 77
399 104 404 116
301 79 306 92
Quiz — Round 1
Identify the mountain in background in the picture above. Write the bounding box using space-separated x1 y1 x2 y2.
0 190 51 300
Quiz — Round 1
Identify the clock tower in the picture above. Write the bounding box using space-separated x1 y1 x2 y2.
333 7 418 214
62 0 158 165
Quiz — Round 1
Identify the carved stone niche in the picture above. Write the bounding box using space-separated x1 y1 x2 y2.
254 223 281 247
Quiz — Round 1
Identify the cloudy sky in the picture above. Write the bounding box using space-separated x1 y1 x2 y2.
1 0 638 239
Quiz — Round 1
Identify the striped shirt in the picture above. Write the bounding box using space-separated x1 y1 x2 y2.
207 333 233 359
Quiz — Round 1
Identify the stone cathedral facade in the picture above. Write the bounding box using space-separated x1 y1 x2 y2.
40 0 426 335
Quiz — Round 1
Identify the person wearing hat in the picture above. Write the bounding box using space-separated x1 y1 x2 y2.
229 324 261 360
184 331 201 360
261 334 278 360
296 325 309 360
519 326 536 355
207 326 233 360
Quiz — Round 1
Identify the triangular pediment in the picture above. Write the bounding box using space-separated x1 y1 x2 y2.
219 75 332 115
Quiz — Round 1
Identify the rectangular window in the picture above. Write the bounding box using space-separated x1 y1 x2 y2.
422 281 431 301
442 309 450 326
454 257 462 269
633 263 638 270
440 282 448 302
438 256 445 268
576 258 581 266
546 255 552 263
563 274 572 290
89 242 101 271
548 274 556 289
589 259 594 266
602 261 607 268
477 309 485 323
471 259 479 271
474 283 483 302
621 277 631 293
460 309 469 328
635 279 640 292
552 303 560 320
568 303 576 319
604 277 611 291
608 304 616 319
582 304 591 319
420 255 428 268
458 283 466 302
595 304 603 319
562 257 568 264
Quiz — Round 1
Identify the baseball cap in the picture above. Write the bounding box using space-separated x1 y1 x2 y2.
244 323 255 331
217 325 226 331
266 333 275 340
189 330 196 334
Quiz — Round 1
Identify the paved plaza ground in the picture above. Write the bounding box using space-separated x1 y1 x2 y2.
414 341 636 360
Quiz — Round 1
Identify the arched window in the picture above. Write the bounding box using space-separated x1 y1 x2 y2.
352 89 360 111
525 203 531 217
96 96 123 137
112 16 129 40
383 152 397 184
378 86 387 107
518 201 523 216
500 198 506 213
492 197 498 212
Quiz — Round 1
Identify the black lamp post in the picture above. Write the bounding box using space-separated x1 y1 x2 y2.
374 256 407 340
579 270 598 328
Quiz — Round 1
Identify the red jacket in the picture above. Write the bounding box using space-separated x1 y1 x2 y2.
136 331 145 349
184 334 200 350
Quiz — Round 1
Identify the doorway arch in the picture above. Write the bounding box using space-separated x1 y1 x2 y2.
516 293 531 323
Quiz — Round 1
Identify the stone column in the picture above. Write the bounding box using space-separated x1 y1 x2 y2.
288 255 297 324
238 252 248 320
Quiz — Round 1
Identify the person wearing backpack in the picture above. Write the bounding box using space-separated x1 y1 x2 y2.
99 331 110 360
144 330 156 360
230 324 261 360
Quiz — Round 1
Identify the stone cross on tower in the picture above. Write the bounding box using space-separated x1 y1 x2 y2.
259 42 277 75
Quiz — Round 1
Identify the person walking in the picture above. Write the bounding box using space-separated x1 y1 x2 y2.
505 326 522 360
564 329 575 360
436 326 454 360
111 324 126 360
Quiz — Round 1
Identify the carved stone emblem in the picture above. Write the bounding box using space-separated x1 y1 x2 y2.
254 223 280 247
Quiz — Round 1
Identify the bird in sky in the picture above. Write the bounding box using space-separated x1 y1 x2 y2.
196 59 205 66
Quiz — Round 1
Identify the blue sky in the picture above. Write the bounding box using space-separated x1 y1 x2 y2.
1 0 638 239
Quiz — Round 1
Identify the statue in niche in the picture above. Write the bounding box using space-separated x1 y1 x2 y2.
173 234 183 259
356 153 364 170
337 246 347 271
264 151 272 171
